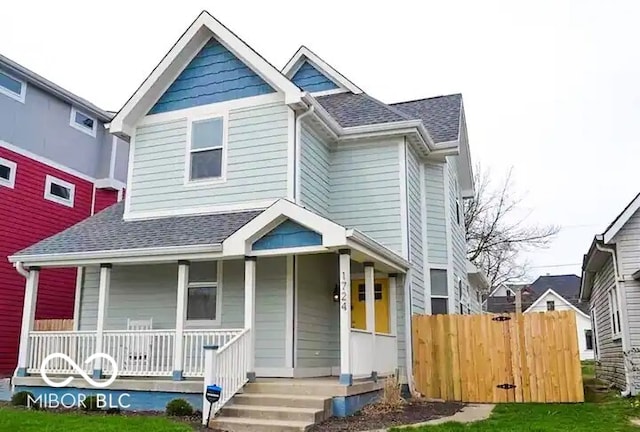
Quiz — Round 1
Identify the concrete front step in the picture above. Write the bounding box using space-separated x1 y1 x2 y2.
221 404 324 423
209 416 313 432
243 381 343 397
232 392 332 411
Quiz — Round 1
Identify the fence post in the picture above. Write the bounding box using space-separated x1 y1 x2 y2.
202 345 218 426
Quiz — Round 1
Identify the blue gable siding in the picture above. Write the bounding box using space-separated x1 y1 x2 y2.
253 220 322 251
291 62 339 93
149 38 276 114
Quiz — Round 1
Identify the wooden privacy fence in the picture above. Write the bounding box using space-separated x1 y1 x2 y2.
412 311 584 403
34 319 74 331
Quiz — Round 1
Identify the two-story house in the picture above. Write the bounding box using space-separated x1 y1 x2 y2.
9 11 481 430
0 55 129 376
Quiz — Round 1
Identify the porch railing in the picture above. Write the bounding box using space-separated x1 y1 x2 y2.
183 329 243 377
350 329 398 378
27 328 243 378
203 328 250 421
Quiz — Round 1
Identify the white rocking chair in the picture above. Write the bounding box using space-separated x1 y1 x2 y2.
125 318 153 371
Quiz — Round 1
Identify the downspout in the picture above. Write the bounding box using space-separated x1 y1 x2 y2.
595 243 632 396
403 270 415 396
294 105 314 203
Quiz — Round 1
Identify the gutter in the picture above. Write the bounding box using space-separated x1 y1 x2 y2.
346 229 411 270
595 242 633 397
13 262 29 278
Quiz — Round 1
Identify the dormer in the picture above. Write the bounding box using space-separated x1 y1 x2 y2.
282 46 363 96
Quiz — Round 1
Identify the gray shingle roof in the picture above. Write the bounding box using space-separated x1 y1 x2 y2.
13 202 262 257
391 94 462 143
315 93 412 128
315 92 463 144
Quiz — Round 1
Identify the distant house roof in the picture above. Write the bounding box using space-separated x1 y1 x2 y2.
486 274 588 315
315 92 464 144
0 53 112 122
12 202 262 257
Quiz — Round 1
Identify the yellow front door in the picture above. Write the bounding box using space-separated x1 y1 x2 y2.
351 279 390 333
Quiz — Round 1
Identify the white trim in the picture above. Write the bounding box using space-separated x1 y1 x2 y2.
123 199 275 221
139 93 284 127
0 140 94 183
285 256 294 368
124 133 136 215
72 267 83 331
94 178 126 190
310 88 348 97
0 156 17 189
44 174 76 208
69 107 98 137
444 160 455 314
282 46 363 94
604 193 640 243
420 162 431 314
609 285 622 340
184 113 228 186
109 11 302 136
251 245 329 257
185 261 222 326
0 69 26 103
523 288 589 317
109 136 118 179
398 139 409 259
287 107 296 201
90 185 96 215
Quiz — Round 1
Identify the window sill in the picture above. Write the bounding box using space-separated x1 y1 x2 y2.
612 334 622 342
184 177 227 188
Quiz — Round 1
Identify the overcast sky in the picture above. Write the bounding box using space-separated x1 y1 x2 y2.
2 1 637 281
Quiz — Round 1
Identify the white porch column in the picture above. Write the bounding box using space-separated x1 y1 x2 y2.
389 274 398 337
16 267 40 376
244 256 256 382
173 260 190 381
94 263 111 378
364 262 377 380
338 249 352 385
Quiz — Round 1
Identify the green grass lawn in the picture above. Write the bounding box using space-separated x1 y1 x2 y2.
0 407 193 432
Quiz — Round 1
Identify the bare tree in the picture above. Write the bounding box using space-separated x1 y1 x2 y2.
465 166 560 289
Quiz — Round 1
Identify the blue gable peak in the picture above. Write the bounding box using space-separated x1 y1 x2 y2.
291 61 340 93
149 38 276 114
252 219 322 251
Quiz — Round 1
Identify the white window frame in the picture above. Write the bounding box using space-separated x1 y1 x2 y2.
430 267 449 315
0 69 26 103
69 107 98 137
184 113 228 186
185 261 222 327
609 285 622 340
0 157 17 188
546 300 555 311
44 174 75 208
590 307 600 360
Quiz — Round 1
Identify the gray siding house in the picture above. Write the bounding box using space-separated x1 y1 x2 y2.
581 192 640 394
9 11 484 429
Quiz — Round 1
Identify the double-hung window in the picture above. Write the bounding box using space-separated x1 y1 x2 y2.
609 286 622 340
186 261 221 325
0 69 26 102
188 116 225 182
44 175 75 207
430 269 448 315
0 157 17 188
547 300 555 311
70 107 97 137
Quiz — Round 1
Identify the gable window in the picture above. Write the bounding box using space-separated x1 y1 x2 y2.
431 269 448 315
546 301 555 311
186 261 221 324
44 175 75 207
70 107 97 137
609 286 622 340
0 157 17 188
585 329 593 351
0 69 26 102
187 116 226 182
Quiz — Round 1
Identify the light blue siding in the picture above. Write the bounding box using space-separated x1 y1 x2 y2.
291 62 339 93
425 162 447 265
129 102 289 214
406 145 424 314
253 220 322 251
149 38 275 114
296 254 339 368
329 139 402 254
447 157 469 311
79 258 287 368
299 122 331 217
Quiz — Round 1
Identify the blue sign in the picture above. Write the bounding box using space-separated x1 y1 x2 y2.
206 385 222 404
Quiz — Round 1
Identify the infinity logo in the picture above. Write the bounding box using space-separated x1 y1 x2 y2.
40 353 119 388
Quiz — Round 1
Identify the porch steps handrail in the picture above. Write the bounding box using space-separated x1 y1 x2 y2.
203 328 250 423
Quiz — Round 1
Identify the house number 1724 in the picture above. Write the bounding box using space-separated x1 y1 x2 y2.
340 273 348 311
